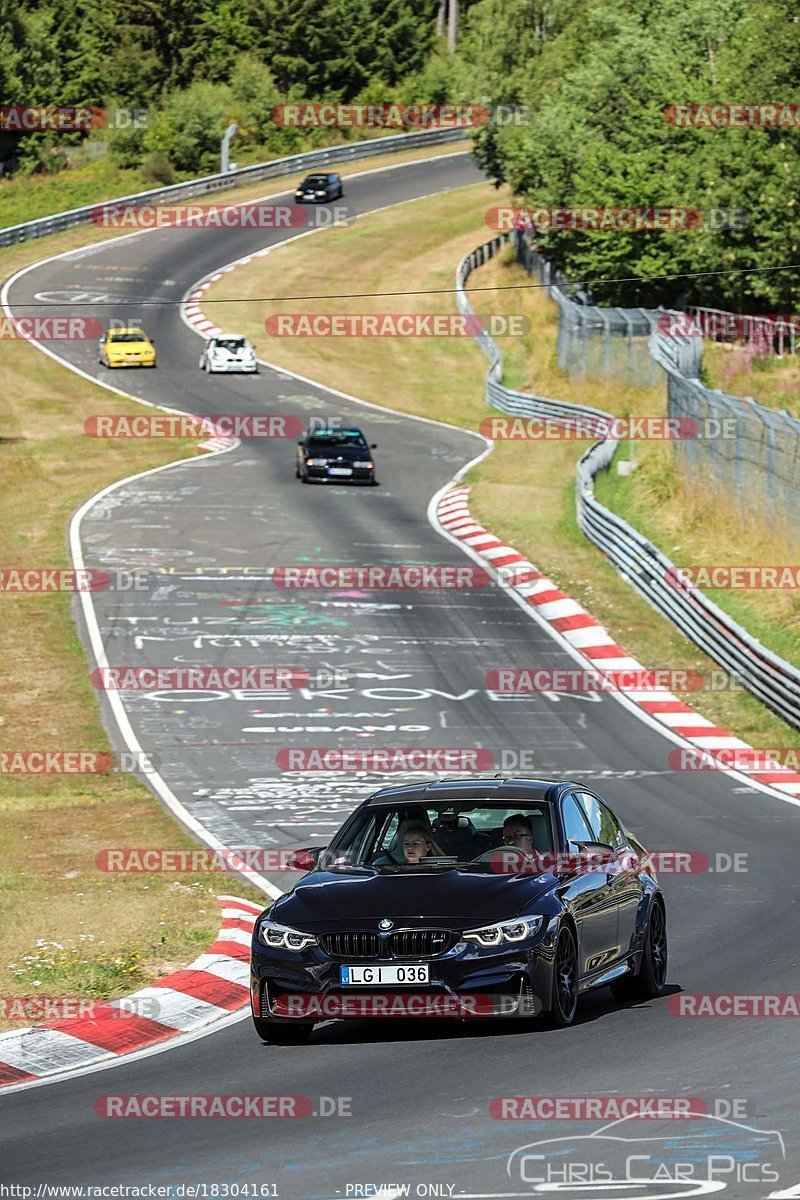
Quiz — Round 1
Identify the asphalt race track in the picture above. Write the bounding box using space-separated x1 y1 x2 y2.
2 151 799 1199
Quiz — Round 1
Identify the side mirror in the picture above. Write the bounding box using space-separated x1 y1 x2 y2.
370 443 377 449
297 441 305 448
569 841 617 873
285 845 325 872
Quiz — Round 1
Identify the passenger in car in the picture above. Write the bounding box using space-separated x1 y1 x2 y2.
401 825 445 864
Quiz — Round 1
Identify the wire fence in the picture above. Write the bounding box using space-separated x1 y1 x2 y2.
513 234 800 539
514 236 665 388
650 333 800 539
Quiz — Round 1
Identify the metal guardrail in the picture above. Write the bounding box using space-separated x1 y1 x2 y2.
456 234 800 731
0 128 467 246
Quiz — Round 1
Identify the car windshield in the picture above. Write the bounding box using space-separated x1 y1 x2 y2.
110 331 147 343
215 338 246 351
303 176 328 188
324 800 555 873
306 431 367 450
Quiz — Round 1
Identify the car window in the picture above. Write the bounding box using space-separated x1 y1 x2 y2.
110 330 146 343
575 792 625 848
375 813 399 851
307 431 368 450
328 801 554 870
562 794 595 847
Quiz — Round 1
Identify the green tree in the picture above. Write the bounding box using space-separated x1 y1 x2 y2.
145 80 234 174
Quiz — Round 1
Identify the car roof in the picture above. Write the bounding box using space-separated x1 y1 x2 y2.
365 777 581 806
108 326 146 334
212 333 246 339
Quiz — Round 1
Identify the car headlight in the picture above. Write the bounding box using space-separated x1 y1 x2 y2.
295 190 303 196
463 916 543 947
258 919 316 951
306 458 328 466
355 460 374 469
315 190 326 197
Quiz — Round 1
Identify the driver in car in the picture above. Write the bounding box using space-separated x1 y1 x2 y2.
502 814 535 855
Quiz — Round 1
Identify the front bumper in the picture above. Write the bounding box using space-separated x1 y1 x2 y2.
303 465 375 483
251 932 555 1022
110 357 156 367
207 360 258 373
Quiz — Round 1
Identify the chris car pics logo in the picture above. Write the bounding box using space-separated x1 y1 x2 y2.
506 1113 787 1198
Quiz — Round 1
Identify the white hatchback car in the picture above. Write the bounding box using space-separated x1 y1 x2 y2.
199 334 258 374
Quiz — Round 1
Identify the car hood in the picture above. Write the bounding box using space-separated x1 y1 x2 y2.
269 868 554 931
110 341 151 353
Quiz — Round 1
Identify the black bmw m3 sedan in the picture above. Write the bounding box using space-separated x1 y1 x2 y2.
250 777 667 1043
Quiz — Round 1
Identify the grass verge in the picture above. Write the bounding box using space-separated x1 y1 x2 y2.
201 184 800 755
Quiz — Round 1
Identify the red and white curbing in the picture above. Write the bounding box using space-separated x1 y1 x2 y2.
183 249 271 341
0 895 264 1088
437 485 800 798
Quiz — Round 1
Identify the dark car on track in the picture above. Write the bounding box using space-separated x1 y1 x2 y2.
294 172 344 203
295 426 378 484
250 777 667 1043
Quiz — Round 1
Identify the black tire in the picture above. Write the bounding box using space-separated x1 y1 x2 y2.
547 925 579 1027
252 1016 313 1044
611 898 667 1001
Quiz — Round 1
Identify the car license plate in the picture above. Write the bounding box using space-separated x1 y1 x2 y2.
329 467 352 476
339 964 429 985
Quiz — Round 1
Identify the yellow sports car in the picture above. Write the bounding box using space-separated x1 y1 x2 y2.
98 327 157 368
